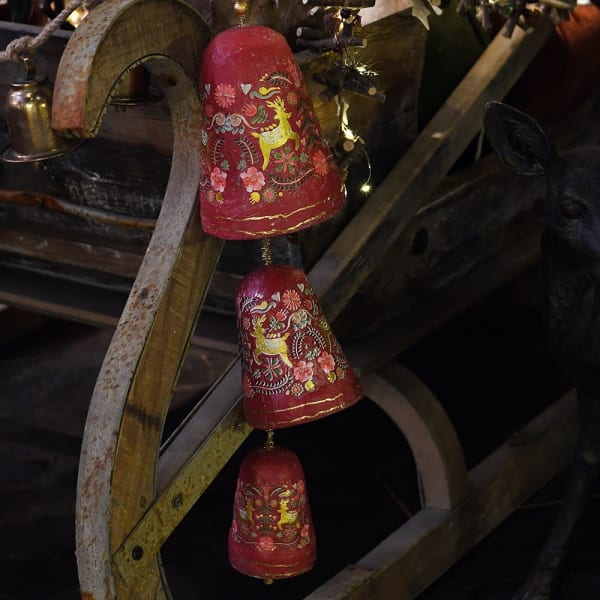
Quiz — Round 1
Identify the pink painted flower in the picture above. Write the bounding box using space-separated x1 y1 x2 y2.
214 83 236 109
301 523 310 538
240 166 266 193
282 289 301 311
258 536 276 552
313 149 329 176
296 480 305 494
231 520 238 535
210 167 227 192
275 310 287 322
205 103 214 118
294 360 313 383
243 103 258 117
318 351 335 373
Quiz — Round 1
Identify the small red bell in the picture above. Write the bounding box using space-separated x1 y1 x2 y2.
236 264 362 429
229 440 316 582
198 25 345 239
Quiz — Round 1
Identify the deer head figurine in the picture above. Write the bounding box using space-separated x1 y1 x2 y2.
485 100 600 599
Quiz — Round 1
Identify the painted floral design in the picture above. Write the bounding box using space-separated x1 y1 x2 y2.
313 149 329 176
243 103 258 117
232 480 309 550
200 66 338 221
240 166 266 193
258 536 276 552
214 82 236 108
210 167 227 192
317 351 335 373
282 289 301 311
238 274 356 401
293 360 313 383
262 187 277 203
273 146 298 174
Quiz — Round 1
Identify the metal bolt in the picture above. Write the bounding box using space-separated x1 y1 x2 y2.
172 493 183 509
131 546 144 561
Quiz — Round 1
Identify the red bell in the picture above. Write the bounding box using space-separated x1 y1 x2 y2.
229 441 316 582
198 25 345 239
236 264 363 429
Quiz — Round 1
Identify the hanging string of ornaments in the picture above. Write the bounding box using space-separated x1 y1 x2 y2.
198 0 364 582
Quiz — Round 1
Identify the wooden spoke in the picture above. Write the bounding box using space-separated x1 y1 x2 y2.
361 363 468 510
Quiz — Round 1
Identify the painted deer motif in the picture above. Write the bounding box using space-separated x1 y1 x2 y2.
252 96 299 169
251 314 293 368
239 498 254 527
277 498 300 530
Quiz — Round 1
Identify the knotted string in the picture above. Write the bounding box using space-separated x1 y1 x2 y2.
0 0 102 63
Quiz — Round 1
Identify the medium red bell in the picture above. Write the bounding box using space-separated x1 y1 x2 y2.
236 264 363 429
198 25 345 239
229 441 316 582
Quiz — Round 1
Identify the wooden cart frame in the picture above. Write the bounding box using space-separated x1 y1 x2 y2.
3 1 581 597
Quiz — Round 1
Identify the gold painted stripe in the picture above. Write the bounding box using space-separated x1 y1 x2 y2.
226 211 330 237
268 393 344 413
211 196 337 223
276 402 351 425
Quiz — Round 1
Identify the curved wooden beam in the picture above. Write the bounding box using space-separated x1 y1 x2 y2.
52 0 207 137
362 362 468 510
51 2 222 599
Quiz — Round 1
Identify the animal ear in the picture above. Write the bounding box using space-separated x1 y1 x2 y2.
484 101 556 176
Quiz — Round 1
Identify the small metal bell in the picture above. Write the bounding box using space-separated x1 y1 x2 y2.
109 65 161 107
2 62 81 163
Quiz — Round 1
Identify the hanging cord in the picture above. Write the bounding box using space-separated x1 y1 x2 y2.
0 0 102 63
261 238 272 266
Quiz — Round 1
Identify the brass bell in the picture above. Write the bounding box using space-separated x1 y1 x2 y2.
2 62 81 163
109 65 161 107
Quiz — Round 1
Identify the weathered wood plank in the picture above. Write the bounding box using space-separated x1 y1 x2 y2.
49 3 220 599
309 20 553 323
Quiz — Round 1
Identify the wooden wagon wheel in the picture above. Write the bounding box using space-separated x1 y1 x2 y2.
51 2 560 597
51 1 222 597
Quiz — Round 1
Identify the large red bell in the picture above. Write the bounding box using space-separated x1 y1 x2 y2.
229 442 316 582
198 25 345 239
236 264 363 429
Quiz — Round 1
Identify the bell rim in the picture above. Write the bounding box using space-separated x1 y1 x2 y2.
1 139 83 163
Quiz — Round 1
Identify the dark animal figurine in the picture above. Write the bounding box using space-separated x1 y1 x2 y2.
484 101 600 599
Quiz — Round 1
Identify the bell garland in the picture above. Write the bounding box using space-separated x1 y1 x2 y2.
198 0 366 583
